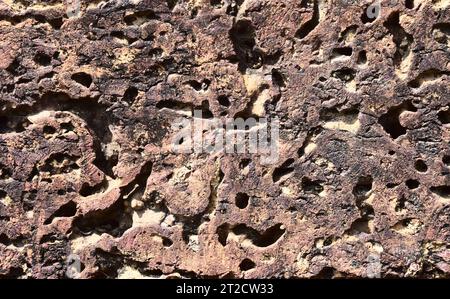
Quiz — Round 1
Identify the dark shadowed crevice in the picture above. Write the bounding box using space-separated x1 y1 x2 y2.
44 201 77 225
295 0 320 39
378 100 417 139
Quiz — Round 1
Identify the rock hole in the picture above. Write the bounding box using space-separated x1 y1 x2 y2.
406 179 419 189
414 160 427 172
156 99 191 110
235 193 249 209
314 267 336 278
300 0 311 8
295 0 320 39
386 182 399 189
395 195 407 212
61 122 75 132
44 201 77 225
408 69 449 89
338 25 358 43
190 7 199 18
230 223 286 247
79 179 109 197
430 186 450 198
218 95 231 107
43 125 56 135
392 218 421 235
239 159 251 169
331 47 353 59
384 11 413 69
239 259 256 271
350 176 374 234
0 233 12 246
357 50 367 64
124 10 158 26
167 0 178 10
271 68 286 88
6 57 25 76
216 223 230 246
331 67 356 82
71 72 92 88
148 47 163 58
162 237 173 247
34 53 52 66
353 176 373 199
200 101 214 119
442 155 450 166
210 0 224 8
186 79 210 91
302 177 324 194
48 18 63 30
0 163 12 180
252 224 286 247
272 158 295 182
405 0 414 9
438 109 450 124
73 199 131 238
348 217 372 234
39 153 80 175
378 100 417 139
230 19 258 70
433 23 450 44
226 0 244 16
123 86 138 104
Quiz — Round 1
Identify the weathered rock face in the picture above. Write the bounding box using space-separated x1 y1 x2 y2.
0 0 449 279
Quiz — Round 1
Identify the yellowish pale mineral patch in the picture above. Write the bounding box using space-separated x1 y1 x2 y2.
3 0 65 11
281 186 294 196
70 233 103 253
392 219 422 235
0 194 12 206
296 256 310 273
132 209 166 228
396 51 413 80
243 73 264 95
251 89 270 117
323 114 360 134
433 0 450 9
117 266 151 279
345 79 357 92
318 0 328 20
114 48 138 67
304 142 317 155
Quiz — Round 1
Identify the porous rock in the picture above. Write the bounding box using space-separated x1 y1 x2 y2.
0 0 449 278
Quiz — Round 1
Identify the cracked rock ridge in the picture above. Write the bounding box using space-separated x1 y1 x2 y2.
0 0 449 279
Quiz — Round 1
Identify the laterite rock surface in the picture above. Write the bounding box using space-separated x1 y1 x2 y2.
0 0 449 278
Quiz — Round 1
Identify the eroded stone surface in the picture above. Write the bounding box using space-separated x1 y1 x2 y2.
0 0 449 278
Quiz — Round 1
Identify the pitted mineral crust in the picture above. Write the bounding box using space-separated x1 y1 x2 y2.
0 0 449 278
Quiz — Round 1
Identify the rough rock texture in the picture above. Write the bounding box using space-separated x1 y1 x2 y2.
0 0 449 279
